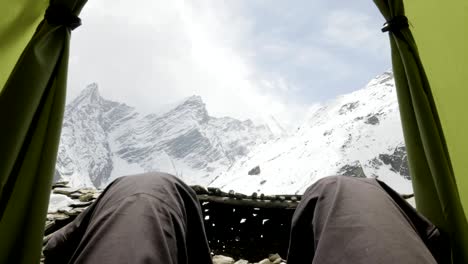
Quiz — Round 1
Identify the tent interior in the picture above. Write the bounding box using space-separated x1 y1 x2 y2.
0 0 467 263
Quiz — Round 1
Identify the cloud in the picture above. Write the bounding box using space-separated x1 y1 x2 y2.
68 0 303 128
67 0 391 130
322 9 388 54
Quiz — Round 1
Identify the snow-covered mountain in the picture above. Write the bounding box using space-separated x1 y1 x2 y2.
56 71 412 194
210 71 412 194
56 84 273 187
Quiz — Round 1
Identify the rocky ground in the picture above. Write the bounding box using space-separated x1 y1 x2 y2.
43 181 289 264
43 180 415 263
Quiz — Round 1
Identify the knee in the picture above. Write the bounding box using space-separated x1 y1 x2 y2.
309 175 340 188
110 172 188 194
316 175 342 184
118 171 178 184
303 175 361 196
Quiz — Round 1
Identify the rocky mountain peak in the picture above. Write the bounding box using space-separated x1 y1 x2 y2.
69 82 103 109
81 83 100 99
367 70 394 88
177 95 206 110
84 82 99 93
56 89 271 188
183 95 204 104
169 95 209 123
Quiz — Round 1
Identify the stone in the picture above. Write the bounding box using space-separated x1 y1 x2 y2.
47 212 69 221
53 187 79 195
378 145 410 180
257 259 272 264
338 101 359 115
78 188 97 194
272 259 282 264
337 161 366 178
191 185 209 195
251 192 258 199
234 260 249 264
52 181 70 188
59 208 84 216
79 193 95 202
364 114 380 125
70 193 82 199
70 201 93 208
268 253 281 262
248 166 261 175
323 129 333 136
234 192 247 199
364 112 384 125
212 255 235 264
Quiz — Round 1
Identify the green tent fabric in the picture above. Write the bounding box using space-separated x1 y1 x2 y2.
373 0 468 263
0 0 48 92
404 0 468 222
0 0 467 262
0 0 87 263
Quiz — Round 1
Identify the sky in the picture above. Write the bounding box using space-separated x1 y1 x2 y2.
67 0 391 128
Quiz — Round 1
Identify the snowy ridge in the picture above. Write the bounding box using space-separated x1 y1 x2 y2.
56 71 412 195
209 71 412 194
56 87 272 188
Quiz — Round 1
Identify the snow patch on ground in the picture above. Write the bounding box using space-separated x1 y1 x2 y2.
48 193 75 213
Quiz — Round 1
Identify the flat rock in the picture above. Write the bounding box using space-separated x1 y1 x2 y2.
58 208 75 216
212 255 235 264
268 253 281 262
69 193 82 199
79 193 95 202
53 187 79 195
59 207 86 216
272 259 283 264
46 213 69 221
52 181 70 188
78 188 98 194
257 259 272 264
70 201 93 208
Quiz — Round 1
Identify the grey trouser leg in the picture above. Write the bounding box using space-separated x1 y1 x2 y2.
287 176 445 264
44 172 212 264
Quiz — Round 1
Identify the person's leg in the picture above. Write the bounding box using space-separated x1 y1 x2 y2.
44 172 212 264
287 176 445 264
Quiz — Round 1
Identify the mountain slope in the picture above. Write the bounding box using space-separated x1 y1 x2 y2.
56 71 412 195
56 85 272 187
209 71 413 194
